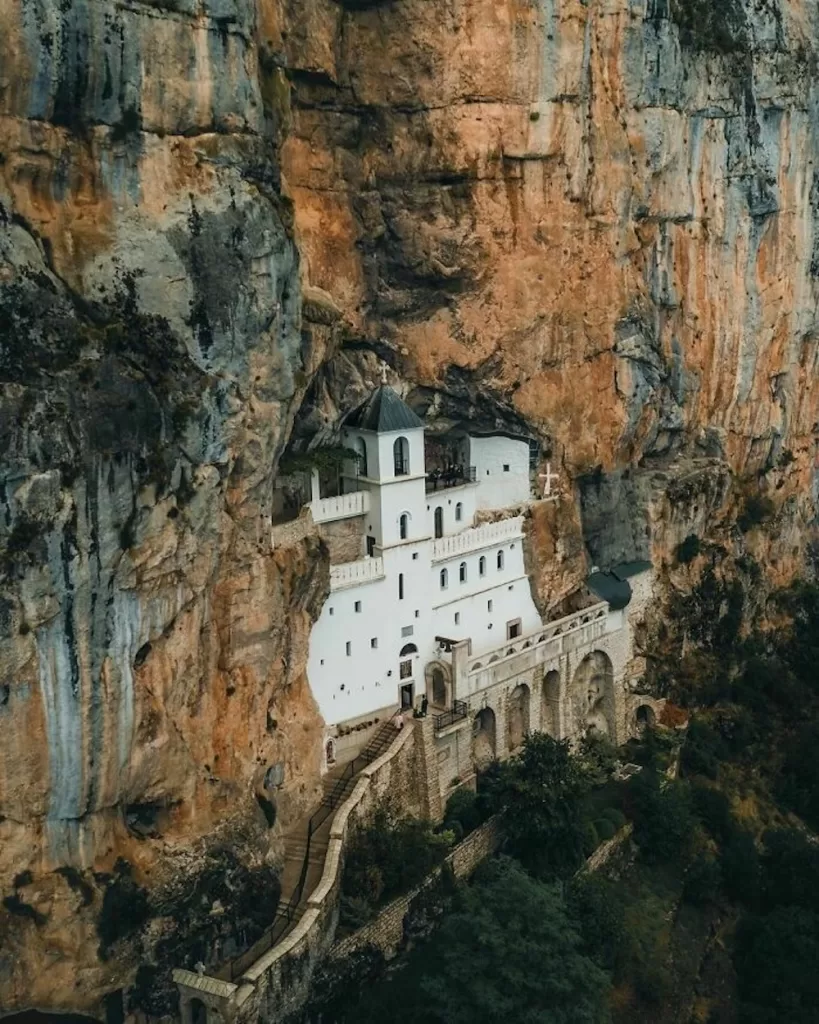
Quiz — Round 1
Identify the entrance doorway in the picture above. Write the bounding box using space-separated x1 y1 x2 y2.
400 682 415 711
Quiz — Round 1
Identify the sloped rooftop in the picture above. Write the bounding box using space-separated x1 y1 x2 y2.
345 385 424 433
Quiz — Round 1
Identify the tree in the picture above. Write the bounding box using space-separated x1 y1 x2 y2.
735 906 819 1023
350 857 611 1024
490 733 589 879
630 769 693 864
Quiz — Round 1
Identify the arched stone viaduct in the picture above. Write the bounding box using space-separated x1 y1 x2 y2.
426 567 664 797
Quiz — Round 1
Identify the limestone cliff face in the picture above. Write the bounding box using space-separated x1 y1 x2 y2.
2 0 819 1014
277 0 819 580
0 0 331 1010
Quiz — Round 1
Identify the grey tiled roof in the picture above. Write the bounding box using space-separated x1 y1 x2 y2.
345 385 424 433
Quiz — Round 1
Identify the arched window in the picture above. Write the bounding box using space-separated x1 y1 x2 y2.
459 561 467 583
400 643 418 657
393 436 409 476
398 573 405 600
455 502 463 522
440 568 448 590
399 513 409 540
355 437 368 477
434 506 444 538
497 550 505 570
479 556 486 577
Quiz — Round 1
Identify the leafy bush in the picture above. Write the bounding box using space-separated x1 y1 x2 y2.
582 822 600 858
443 787 484 837
630 770 693 864
738 494 775 533
691 781 735 843
568 873 626 971
777 723 819 830
594 818 616 842
683 853 722 906
681 717 727 779
600 806 627 830
720 829 760 906
340 808 452 926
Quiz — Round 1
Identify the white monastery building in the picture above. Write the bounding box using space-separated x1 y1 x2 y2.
299 382 662 780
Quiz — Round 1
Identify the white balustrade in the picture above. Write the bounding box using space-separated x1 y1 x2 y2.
466 602 609 678
310 490 370 525
330 556 385 591
431 516 524 561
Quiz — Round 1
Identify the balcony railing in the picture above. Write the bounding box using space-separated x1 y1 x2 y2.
330 556 385 591
432 516 524 561
310 490 370 524
434 699 469 732
426 466 477 493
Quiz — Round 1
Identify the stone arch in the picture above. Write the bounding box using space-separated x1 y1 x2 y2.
472 707 496 766
507 684 530 752
190 999 208 1024
542 669 561 738
425 661 451 708
325 737 337 767
635 704 656 732
571 651 616 739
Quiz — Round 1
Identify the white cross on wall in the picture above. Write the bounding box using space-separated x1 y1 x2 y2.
539 462 560 498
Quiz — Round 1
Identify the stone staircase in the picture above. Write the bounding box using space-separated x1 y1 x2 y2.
221 715 400 981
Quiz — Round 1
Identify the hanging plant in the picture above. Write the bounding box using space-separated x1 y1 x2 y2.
279 445 362 476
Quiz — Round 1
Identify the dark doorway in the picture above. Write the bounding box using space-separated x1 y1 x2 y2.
400 682 414 710
366 535 376 557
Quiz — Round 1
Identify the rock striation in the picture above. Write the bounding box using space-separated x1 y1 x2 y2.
1 0 819 1013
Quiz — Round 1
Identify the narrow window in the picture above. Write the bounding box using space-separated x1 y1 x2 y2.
366 535 376 557
371 638 378 649
356 437 368 477
459 561 467 583
399 513 409 540
479 556 486 577
355 600 362 613
503 464 510 472
454 612 460 625
412 551 419 560
487 600 493 612
329 607 334 615
434 506 444 538
507 620 521 640
415 609 420 618
393 436 410 476
455 502 463 522
497 550 505 570
398 573 405 600
440 568 448 590
345 641 351 656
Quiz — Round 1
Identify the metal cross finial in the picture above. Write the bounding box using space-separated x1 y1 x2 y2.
381 363 388 385
539 461 560 498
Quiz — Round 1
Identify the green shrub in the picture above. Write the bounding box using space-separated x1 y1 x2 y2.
631 770 693 864
683 853 722 906
599 807 627 831
738 494 775 533
593 818 616 842
582 822 599 857
443 786 483 837
691 781 735 843
720 829 760 905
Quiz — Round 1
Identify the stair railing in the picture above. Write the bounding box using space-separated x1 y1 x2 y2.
226 714 400 981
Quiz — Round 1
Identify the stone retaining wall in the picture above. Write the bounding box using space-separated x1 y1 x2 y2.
174 722 418 1024
330 815 503 962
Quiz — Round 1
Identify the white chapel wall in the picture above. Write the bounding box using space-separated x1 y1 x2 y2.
469 435 531 510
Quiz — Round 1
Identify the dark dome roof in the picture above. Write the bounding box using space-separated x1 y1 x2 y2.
345 385 424 433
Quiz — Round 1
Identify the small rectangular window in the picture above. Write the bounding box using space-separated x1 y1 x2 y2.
503 464 510 472
454 612 460 625
401 625 414 637
400 660 413 680
487 600 493 612
398 573 405 600
412 552 419 560
354 600 362 612
345 641 351 656
415 609 420 618
371 638 378 649
507 619 522 640
329 607 334 615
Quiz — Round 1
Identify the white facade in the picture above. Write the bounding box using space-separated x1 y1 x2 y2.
467 434 532 509
306 394 543 732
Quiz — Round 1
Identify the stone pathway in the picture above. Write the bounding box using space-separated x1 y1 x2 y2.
218 716 400 982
